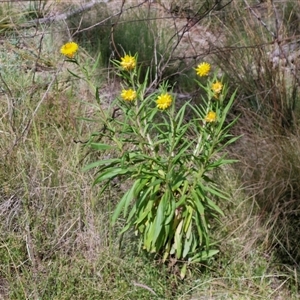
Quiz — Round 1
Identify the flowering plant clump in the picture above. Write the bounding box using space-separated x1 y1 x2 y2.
60 42 79 58
64 50 239 278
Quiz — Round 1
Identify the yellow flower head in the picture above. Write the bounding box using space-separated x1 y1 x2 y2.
211 81 223 94
121 89 137 101
120 55 136 71
195 62 211 77
60 42 78 58
156 93 172 110
205 111 217 123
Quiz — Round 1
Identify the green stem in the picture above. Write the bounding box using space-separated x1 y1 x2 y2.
78 60 123 151
131 72 155 155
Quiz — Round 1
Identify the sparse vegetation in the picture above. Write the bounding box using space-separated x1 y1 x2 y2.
0 1 300 299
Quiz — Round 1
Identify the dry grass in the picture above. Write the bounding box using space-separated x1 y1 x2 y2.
232 114 300 264
212 0 300 269
213 0 300 129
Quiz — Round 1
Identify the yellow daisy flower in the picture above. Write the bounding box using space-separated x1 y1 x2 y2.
60 42 78 58
156 93 172 110
120 55 136 71
205 111 217 123
211 81 223 94
195 62 211 77
121 89 137 101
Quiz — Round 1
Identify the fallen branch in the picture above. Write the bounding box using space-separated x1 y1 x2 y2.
29 0 110 25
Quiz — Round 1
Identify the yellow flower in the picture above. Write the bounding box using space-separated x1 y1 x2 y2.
121 89 137 101
156 93 172 110
60 42 78 58
120 55 136 71
211 81 223 94
195 62 211 77
205 111 217 123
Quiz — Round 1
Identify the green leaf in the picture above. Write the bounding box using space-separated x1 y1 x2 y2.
67 69 82 79
95 86 100 104
120 217 135 235
93 167 129 185
155 225 168 251
173 179 189 196
183 205 193 233
111 189 131 225
164 194 176 225
206 197 225 216
152 196 165 245
182 228 193 258
193 215 203 246
144 221 153 251
189 249 219 263
163 242 171 262
171 140 194 164
90 142 114 151
176 193 188 208
76 117 98 122
135 199 153 224
203 184 229 202
206 158 238 170
214 135 241 153
83 158 120 172
193 189 210 235
111 179 139 225
190 189 205 216
120 181 149 234
124 179 148 218
162 222 171 246
180 264 187 280
175 101 188 125
146 179 163 189
174 219 184 259
189 101 206 118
